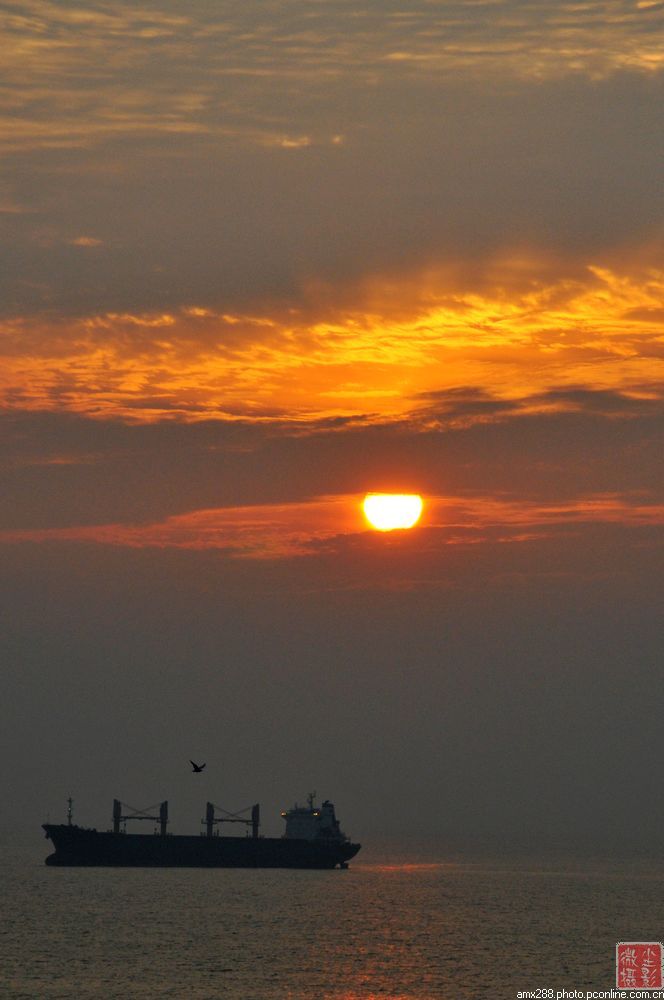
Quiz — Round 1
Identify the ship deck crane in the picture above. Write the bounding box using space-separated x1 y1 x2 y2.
203 802 260 838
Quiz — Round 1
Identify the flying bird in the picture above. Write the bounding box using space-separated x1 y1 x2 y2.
190 760 206 773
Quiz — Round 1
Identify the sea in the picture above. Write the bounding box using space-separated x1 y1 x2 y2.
3 836 664 999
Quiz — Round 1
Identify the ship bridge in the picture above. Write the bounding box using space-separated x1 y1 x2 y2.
281 794 347 842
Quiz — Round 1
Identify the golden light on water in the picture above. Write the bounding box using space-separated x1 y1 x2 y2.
362 494 424 532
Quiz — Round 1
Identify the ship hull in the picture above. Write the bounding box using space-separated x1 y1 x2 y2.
43 824 360 869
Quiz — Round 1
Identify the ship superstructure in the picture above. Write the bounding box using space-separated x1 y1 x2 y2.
281 793 348 842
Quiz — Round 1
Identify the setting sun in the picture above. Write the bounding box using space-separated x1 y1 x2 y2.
362 494 424 532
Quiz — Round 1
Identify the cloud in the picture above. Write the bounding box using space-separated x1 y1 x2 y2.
0 390 660 541
414 384 664 429
1 1 662 164
68 235 103 247
1 489 662 560
0 260 662 421
2 26 662 324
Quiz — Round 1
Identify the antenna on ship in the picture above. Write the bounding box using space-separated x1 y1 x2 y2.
67 796 73 827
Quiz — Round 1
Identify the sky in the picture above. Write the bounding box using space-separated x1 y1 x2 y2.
1 0 663 851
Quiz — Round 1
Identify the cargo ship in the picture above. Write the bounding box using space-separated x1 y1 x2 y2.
43 794 361 869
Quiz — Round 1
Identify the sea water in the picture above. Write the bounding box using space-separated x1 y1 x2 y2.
3 837 664 999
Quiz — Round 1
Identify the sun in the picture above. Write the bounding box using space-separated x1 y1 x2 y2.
362 494 423 532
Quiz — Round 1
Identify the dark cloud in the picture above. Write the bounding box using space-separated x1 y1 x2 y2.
413 387 523 421
528 386 664 414
414 385 664 425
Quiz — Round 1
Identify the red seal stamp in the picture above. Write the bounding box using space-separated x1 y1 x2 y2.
616 941 663 988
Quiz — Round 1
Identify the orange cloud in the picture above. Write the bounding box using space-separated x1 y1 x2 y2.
1 260 662 423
